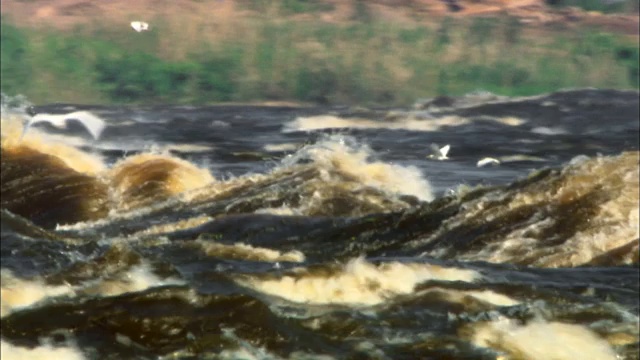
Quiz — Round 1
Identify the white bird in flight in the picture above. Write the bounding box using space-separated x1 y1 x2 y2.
131 21 150 32
476 157 501 167
21 109 107 141
428 144 450 160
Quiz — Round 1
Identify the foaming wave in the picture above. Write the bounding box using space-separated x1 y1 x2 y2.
1 269 74 318
283 114 524 133
419 288 520 307
195 240 305 263
254 206 300 216
1 117 105 175
0 339 86 360
216 328 336 360
135 215 213 236
79 263 183 297
3 118 424 226
108 153 215 210
469 318 618 360
263 143 300 152
236 257 479 306
3 113 218 226
284 114 469 132
281 135 433 202
1 264 182 318
1 120 110 227
163 143 215 153
433 152 639 267
0 94 32 121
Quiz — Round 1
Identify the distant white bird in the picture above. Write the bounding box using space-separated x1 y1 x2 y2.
131 21 150 32
428 144 450 160
22 110 107 140
477 157 501 167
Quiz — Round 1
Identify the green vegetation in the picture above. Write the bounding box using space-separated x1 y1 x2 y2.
546 0 639 13
1 21 31 96
1 14 637 106
241 0 335 14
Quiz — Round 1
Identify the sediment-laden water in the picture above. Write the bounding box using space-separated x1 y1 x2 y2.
1 89 639 359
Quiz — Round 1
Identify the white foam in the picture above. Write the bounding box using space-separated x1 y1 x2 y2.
135 215 213 236
281 135 433 201
254 206 300 216
419 288 520 307
0 339 86 360
1 117 106 174
197 241 305 263
216 348 266 360
1 264 182 318
264 143 300 152
164 143 215 153
459 152 640 267
80 263 183 297
1 269 75 318
237 257 479 306
531 126 569 135
498 154 547 163
471 319 618 360
284 114 470 133
284 114 525 133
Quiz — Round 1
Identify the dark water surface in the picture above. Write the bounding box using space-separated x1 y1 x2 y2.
1 89 639 359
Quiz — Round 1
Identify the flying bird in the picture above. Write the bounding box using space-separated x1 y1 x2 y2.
428 144 450 160
21 109 107 141
476 157 501 167
131 21 150 32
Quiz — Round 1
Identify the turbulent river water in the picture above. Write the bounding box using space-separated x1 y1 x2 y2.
1 89 639 360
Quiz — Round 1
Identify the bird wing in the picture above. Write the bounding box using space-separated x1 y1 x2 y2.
440 144 450 158
477 157 500 167
131 21 149 32
21 112 106 140
429 143 441 155
21 114 64 139
65 111 107 140
28 114 68 128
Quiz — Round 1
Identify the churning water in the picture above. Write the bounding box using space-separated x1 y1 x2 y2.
1 89 639 359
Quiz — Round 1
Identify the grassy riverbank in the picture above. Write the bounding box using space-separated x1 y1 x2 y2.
1 12 638 106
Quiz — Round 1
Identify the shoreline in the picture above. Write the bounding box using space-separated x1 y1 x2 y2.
1 0 638 106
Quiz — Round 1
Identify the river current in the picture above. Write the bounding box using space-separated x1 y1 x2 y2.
1 89 639 359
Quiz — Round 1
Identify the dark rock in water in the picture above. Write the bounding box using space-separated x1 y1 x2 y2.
0 145 110 228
